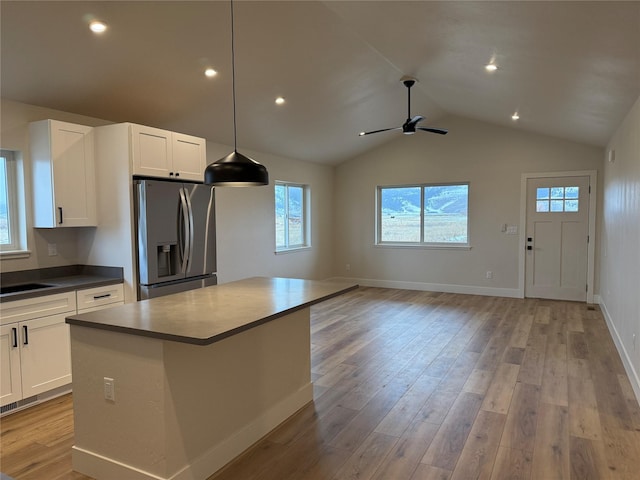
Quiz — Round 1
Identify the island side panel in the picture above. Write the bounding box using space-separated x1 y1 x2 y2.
70 307 313 480
163 307 312 479
70 326 169 480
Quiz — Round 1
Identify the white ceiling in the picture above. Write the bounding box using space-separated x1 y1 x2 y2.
2 1 638 165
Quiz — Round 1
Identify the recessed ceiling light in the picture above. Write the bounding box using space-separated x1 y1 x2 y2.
485 63 498 72
89 21 107 33
205 68 217 78
275 97 285 105
511 112 520 121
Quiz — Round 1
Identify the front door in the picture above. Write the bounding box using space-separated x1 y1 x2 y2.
525 176 590 301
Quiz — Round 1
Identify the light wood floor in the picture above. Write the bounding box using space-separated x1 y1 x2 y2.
2 287 640 479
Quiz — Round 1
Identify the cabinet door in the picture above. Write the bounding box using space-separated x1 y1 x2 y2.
31 120 97 227
0 324 22 406
172 132 205 182
131 124 173 178
19 314 72 398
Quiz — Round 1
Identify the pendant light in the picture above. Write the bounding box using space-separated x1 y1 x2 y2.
204 0 269 186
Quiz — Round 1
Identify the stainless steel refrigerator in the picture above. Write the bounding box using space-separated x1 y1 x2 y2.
134 178 217 300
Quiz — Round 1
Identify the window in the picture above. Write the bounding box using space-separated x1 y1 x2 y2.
275 182 310 251
0 149 24 253
536 186 579 212
377 183 469 246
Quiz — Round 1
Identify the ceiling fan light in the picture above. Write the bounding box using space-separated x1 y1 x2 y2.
204 151 269 186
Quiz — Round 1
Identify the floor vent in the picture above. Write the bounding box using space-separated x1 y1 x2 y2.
1 395 38 416
0 402 17 414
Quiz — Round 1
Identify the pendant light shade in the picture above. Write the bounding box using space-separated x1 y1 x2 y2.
204 150 268 186
204 0 269 187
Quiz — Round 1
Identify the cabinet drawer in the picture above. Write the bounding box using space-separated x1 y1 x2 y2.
76 284 124 310
77 301 125 314
0 291 76 325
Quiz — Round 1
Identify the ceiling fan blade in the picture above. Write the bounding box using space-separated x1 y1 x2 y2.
409 115 424 126
417 127 448 135
359 127 402 136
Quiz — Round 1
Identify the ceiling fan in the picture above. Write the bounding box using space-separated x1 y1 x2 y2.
359 77 448 137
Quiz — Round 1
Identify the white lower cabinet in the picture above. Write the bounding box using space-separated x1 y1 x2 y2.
19 314 72 398
0 324 23 405
0 283 124 409
0 291 75 408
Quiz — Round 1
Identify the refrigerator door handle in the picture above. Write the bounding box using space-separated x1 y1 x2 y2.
184 187 195 273
178 187 191 274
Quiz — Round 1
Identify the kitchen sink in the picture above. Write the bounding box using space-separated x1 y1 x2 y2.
0 283 54 295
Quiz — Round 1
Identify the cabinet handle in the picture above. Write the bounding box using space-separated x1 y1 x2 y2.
169 172 174 176
175 172 180 177
58 207 64 224
23 325 29 345
93 293 111 300
11 327 18 348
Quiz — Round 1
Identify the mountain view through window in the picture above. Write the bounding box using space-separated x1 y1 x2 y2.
379 184 468 244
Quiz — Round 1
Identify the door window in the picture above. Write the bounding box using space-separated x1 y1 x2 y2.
536 186 579 213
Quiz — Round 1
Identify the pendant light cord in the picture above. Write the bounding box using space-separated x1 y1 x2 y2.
230 0 238 152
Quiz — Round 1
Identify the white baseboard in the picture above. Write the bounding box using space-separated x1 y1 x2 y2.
72 447 164 480
328 276 522 298
72 383 314 480
597 297 640 404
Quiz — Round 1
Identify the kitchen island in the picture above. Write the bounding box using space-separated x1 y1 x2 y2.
66 277 358 480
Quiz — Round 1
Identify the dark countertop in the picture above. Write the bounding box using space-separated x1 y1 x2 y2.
0 265 124 302
67 276 358 345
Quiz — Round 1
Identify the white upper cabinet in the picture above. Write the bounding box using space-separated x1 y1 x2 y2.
30 120 97 227
131 124 205 182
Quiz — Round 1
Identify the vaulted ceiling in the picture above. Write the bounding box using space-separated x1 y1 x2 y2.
2 1 638 165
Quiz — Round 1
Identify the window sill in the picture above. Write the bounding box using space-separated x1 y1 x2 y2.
0 249 32 259
375 243 471 251
275 246 312 255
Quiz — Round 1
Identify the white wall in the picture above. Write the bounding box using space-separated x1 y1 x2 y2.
333 115 604 295
207 142 335 284
599 96 640 398
0 99 111 272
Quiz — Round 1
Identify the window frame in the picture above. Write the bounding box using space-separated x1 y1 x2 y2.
376 182 470 248
275 181 311 253
0 149 27 255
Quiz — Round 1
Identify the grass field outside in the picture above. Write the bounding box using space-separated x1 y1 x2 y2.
380 213 468 243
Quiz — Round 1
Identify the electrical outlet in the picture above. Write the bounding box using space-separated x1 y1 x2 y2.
104 377 115 402
346 263 351 272
486 271 493 279
633 334 637 350
47 243 57 256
